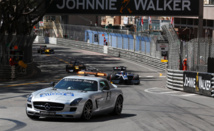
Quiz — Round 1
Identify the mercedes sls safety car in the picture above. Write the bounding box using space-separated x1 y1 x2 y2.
26 72 123 120
107 66 140 85
37 45 54 54
66 60 86 73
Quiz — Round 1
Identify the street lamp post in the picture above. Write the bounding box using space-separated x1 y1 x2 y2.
197 0 204 71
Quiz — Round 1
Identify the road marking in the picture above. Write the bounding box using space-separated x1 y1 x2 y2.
144 87 196 97
160 76 166 77
52 56 70 64
142 76 166 78
159 91 180 94
2 81 44 87
181 94 196 97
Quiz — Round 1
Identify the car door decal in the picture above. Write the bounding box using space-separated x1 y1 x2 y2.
106 91 111 101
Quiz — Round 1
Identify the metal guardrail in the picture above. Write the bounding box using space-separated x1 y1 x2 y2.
166 69 184 91
56 38 166 70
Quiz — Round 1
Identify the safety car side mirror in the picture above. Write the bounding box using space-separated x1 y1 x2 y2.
50 82 55 87
102 86 109 91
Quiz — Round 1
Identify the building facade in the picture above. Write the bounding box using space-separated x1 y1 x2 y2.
175 1 214 40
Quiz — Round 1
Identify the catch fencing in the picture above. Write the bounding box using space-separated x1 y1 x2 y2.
162 24 214 72
182 38 214 72
161 24 180 70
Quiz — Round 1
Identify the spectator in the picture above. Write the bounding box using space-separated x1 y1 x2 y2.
104 37 108 46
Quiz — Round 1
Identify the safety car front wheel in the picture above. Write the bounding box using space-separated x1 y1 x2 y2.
112 95 123 115
81 101 93 120
133 75 140 85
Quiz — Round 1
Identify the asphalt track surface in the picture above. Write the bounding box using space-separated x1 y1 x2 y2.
0 43 214 131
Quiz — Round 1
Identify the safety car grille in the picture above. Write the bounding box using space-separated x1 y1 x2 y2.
33 102 64 111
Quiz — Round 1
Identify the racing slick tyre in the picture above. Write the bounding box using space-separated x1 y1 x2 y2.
65 65 69 73
133 75 140 85
110 74 116 80
112 95 123 115
109 74 116 83
81 66 86 71
51 50 55 54
81 101 93 120
107 74 111 80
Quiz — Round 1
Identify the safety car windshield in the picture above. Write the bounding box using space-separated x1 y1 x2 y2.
54 78 98 91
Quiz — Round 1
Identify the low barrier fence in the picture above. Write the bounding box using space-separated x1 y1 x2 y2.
166 69 184 91
167 69 214 97
56 38 166 70
0 62 35 79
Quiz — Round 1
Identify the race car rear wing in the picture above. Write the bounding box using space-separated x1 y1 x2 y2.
113 66 126 71
77 71 107 77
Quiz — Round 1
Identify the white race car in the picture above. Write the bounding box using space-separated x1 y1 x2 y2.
26 73 123 120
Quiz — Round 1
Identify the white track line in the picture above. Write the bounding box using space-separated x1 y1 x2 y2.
144 87 196 97
181 94 196 97
160 76 166 77
159 91 180 94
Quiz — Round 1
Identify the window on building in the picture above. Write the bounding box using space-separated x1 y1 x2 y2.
211 0 214 4
204 0 214 4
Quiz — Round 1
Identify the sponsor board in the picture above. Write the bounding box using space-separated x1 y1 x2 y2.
183 71 212 96
47 0 199 16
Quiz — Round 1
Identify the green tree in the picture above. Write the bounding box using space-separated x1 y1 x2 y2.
0 0 53 65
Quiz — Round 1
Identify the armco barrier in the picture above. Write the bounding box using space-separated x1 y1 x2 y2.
166 69 184 91
56 38 166 70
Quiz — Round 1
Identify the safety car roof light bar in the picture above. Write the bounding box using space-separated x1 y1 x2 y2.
77 71 107 77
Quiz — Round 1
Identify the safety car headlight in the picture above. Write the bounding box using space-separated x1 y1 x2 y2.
70 98 82 106
27 94 33 102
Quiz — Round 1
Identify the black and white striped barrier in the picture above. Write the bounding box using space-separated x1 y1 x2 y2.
167 69 184 91
167 69 214 97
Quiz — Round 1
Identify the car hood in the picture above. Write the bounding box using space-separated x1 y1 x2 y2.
32 87 89 103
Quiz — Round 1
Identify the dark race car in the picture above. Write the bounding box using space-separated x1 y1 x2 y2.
37 45 46 53
37 45 54 54
107 66 140 85
66 60 86 73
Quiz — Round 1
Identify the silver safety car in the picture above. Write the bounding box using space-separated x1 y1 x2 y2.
26 74 123 120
